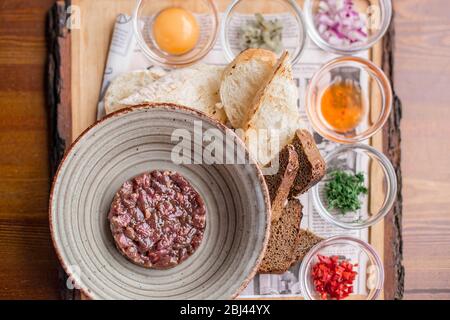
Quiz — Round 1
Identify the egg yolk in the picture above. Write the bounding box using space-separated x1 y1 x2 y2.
152 7 200 56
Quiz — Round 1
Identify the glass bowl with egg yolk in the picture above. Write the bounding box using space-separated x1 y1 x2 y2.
133 0 219 68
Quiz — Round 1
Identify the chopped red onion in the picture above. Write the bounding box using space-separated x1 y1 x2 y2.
314 0 368 46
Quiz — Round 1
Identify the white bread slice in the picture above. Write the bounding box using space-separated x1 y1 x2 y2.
244 52 305 166
220 49 277 129
243 51 299 130
104 68 167 114
117 64 227 124
245 108 302 166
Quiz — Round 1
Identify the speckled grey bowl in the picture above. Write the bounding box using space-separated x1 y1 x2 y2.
50 103 270 300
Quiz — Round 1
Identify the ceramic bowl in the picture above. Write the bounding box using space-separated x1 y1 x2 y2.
50 103 270 300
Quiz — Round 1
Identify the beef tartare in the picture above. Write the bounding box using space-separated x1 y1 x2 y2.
108 170 206 269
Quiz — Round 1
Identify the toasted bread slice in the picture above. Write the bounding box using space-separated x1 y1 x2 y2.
291 229 323 267
258 199 303 274
289 129 326 198
220 48 277 129
117 64 228 123
265 144 299 222
104 68 167 114
243 52 304 166
242 51 299 129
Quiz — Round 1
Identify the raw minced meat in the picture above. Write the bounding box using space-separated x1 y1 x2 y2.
108 170 206 269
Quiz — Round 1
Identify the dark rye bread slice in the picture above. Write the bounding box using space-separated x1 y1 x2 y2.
264 144 299 222
258 200 303 274
289 129 326 198
290 229 324 268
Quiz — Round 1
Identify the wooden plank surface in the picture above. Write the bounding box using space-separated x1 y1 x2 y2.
0 0 449 300
0 0 60 299
394 0 450 300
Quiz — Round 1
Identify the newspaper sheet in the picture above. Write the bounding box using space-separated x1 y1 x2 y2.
97 13 372 299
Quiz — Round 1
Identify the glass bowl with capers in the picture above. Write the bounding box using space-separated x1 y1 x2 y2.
312 144 397 229
221 0 307 64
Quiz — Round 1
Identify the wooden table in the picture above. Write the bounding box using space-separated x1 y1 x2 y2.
0 0 449 300
0 0 60 299
394 0 450 300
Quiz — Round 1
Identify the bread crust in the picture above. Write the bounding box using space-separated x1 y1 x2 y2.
289 129 326 198
265 144 299 222
220 48 277 128
242 51 291 130
222 48 277 83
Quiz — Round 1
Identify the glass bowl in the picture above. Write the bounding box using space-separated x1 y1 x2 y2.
312 144 397 229
300 236 384 300
132 0 219 68
221 0 307 65
303 0 392 55
306 56 392 144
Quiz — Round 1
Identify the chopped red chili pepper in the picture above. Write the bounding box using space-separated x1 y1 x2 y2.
311 254 358 300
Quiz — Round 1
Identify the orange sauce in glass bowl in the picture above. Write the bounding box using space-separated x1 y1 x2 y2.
152 7 200 56
320 80 365 133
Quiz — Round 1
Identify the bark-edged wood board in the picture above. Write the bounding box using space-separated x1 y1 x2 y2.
46 0 403 300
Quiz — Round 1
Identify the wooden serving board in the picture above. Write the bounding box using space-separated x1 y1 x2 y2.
47 0 403 300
